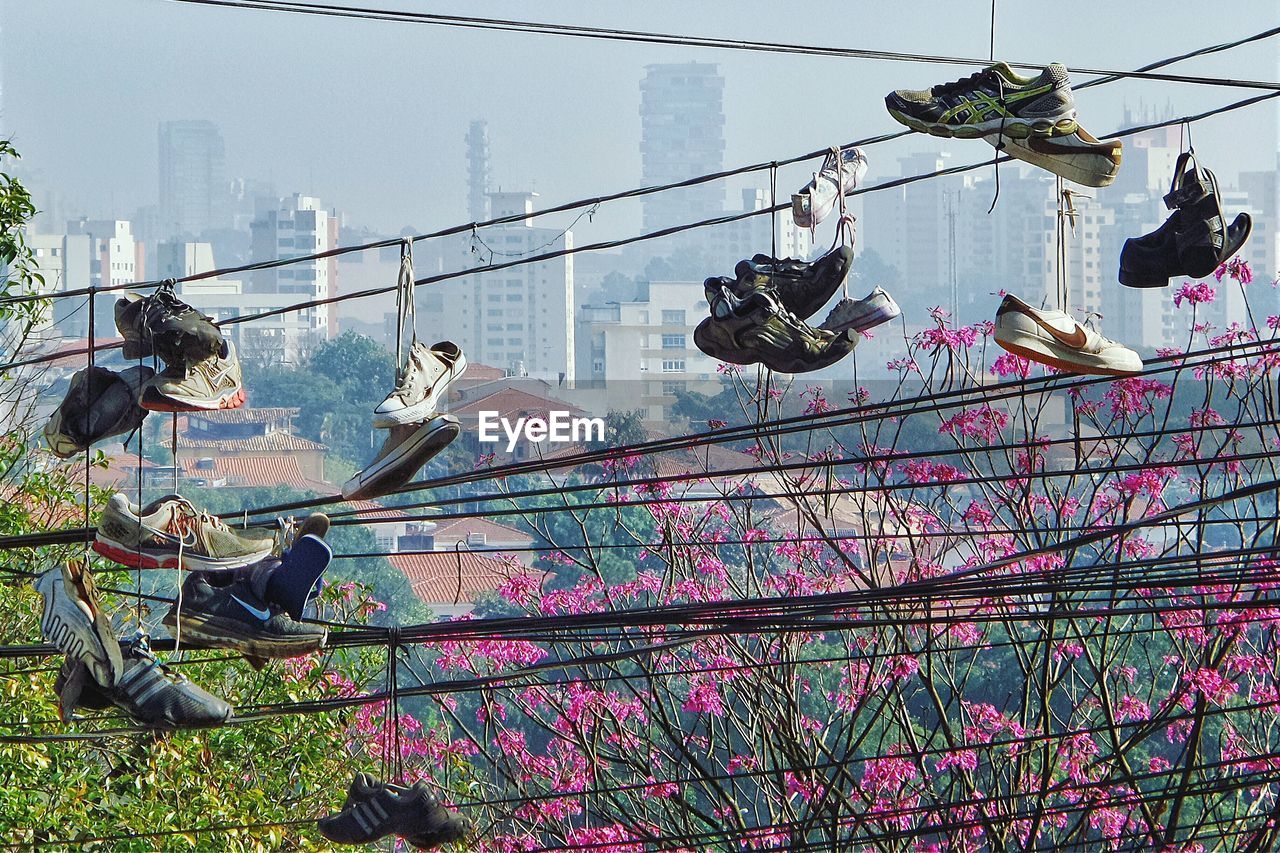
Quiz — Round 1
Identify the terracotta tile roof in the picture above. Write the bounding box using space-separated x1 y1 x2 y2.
451 386 584 419
388 551 529 604
431 516 534 546
44 337 126 369
342 499 408 519
179 455 314 490
162 432 328 452
459 363 506 381
187 407 300 424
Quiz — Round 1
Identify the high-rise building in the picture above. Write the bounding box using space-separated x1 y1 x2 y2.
467 120 490 223
426 191 574 382
249 194 340 348
66 218 144 335
158 120 227 239
639 63 726 233
577 280 719 423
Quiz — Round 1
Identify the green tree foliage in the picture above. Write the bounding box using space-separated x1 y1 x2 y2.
242 332 396 467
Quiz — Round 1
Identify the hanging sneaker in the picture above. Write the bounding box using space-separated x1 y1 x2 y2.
163 568 327 659
57 635 232 729
886 62 1077 139
115 283 224 364
342 415 460 500
1120 152 1253 287
43 365 154 458
986 125 1122 187
819 287 902 334
993 294 1142 376
141 339 246 412
372 341 467 428
732 244 854 321
695 282 858 374
318 773 468 848
791 147 868 229
94 492 276 571
35 561 124 688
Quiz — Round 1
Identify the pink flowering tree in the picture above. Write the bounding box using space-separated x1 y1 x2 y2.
331 261 1280 850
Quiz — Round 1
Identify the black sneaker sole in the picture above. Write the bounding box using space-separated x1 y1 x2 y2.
162 611 326 658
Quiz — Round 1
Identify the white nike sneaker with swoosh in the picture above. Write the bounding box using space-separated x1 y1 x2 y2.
142 339 246 412
987 124 1121 187
993 294 1142 376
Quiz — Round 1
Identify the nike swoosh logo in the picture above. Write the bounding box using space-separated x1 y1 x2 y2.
231 594 272 622
1033 316 1088 349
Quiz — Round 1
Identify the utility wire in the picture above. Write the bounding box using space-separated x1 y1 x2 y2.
163 1 1280 91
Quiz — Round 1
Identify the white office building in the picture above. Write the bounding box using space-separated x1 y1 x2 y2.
425 192 575 383
249 194 339 345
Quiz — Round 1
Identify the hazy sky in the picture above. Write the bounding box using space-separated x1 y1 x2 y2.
4 0 1278 240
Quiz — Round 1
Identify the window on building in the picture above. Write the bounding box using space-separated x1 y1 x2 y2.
592 359 604 374
506 294 524 302
661 334 686 349
507 323 523 331
661 360 685 373
662 310 686 325
662 381 687 396
487 294 502 302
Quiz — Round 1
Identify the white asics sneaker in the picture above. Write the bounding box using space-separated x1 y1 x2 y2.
36 562 124 688
819 286 902 334
372 341 467 428
987 124 1122 188
792 147 868 229
993 294 1142 376
343 414 460 500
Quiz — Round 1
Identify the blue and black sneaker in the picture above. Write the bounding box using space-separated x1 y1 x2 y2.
886 62 1077 139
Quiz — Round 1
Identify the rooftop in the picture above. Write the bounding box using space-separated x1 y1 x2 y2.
388 551 535 605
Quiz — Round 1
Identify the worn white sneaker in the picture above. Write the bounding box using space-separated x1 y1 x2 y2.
372 341 467 428
343 414 460 500
993 294 1141 376
819 286 901 334
792 147 868 229
987 124 1121 187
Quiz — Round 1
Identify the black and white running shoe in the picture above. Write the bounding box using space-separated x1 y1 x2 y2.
58 635 232 729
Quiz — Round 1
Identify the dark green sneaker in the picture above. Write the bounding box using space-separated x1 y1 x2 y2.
694 281 857 374
732 245 852 321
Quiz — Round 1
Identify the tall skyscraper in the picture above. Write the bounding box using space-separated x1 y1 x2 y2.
467 120 490 223
639 63 725 232
158 120 227 239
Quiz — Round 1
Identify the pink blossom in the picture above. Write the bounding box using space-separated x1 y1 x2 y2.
991 351 1032 378
1173 281 1216 308
1214 257 1252 284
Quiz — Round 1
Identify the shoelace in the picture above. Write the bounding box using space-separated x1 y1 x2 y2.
933 67 998 96
166 496 236 547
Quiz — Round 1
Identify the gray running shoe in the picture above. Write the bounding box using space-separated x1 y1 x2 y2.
886 62 1077 139
792 147 868 229
163 569 326 659
35 561 124 688
318 773 468 848
372 341 467 428
732 245 853 321
820 287 902 334
94 492 276 571
141 339 245 412
115 282 224 364
57 636 232 729
343 415 460 500
44 365 154 458
694 282 858 374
